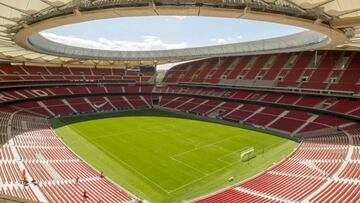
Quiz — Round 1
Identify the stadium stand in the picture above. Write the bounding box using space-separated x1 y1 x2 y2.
164 51 360 94
0 50 359 202
0 64 155 87
0 111 136 202
194 129 359 203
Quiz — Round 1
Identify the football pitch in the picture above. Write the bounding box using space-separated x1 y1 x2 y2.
51 109 298 203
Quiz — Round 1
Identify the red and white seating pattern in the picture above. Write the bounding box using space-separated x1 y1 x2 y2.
164 51 360 93
4 95 152 118
0 76 358 203
352 147 360 160
236 173 325 201
40 179 132 203
0 85 154 103
0 185 38 201
156 85 360 119
0 111 136 202
158 92 359 202
0 65 155 84
1 84 358 123
194 189 280 203
159 95 354 134
338 162 360 179
309 181 359 203
0 97 358 202
194 130 360 203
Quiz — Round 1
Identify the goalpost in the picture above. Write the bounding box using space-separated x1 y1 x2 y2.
240 147 255 161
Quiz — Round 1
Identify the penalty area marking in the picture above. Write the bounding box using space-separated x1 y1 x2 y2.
167 134 288 193
171 134 242 159
167 134 251 193
170 156 208 176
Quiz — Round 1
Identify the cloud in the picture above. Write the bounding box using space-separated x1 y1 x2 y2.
211 36 243 45
211 38 228 44
172 16 187 20
40 32 188 51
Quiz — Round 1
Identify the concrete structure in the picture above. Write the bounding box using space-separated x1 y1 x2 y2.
0 0 358 66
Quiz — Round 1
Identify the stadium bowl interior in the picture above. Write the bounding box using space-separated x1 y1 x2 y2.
0 0 359 203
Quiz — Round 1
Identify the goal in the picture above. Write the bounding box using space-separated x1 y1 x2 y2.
240 147 255 161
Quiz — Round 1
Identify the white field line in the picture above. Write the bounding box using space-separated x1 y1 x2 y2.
92 121 243 194
50 127 141 200
168 134 251 193
170 156 208 175
94 144 173 194
218 139 288 164
169 139 296 194
62 123 173 194
167 156 240 193
186 144 302 203
76 120 209 194
54 112 298 199
171 134 241 158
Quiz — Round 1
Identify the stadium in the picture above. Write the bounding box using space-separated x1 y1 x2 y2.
0 0 359 202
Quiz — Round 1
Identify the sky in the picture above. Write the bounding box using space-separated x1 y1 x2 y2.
41 16 305 52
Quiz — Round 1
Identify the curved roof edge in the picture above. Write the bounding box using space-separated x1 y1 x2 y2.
2 1 352 66
27 31 330 60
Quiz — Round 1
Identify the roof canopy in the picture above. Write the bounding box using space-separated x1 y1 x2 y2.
0 0 358 67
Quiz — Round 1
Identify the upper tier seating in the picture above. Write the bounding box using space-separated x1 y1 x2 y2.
0 64 155 85
163 51 360 94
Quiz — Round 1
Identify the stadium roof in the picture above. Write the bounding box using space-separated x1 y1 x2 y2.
0 0 359 67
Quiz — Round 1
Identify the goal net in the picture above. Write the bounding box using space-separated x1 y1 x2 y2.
240 147 255 161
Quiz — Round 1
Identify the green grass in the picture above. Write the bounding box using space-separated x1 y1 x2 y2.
51 109 298 203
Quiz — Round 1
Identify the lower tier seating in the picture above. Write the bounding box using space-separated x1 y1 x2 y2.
0 111 136 202
193 129 360 203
